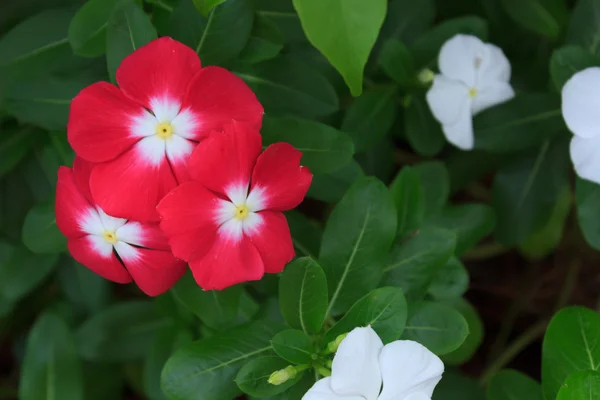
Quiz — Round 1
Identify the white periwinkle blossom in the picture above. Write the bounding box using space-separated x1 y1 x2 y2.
561 67 600 184
302 326 444 400
426 34 515 150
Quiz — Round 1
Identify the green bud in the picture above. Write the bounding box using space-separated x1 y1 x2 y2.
327 333 348 353
268 366 297 385
316 365 332 377
417 68 435 84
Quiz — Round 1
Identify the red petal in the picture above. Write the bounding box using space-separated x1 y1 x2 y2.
117 37 201 111
156 182 221 260
68 82 144 163
90 144 177 222
56 166 94 238
68 236 132 283
188 228 264 290
182 66 264 141
115 243 187 296
188 121 262 199
72 156 95 204
250 143 312 211
247 211 295 273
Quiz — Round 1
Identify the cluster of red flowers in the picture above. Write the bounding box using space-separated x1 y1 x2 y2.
56 37 312 295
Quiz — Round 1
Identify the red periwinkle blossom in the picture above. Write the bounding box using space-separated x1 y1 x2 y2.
157 121 312 290
67 37 263 222
56 157 187 296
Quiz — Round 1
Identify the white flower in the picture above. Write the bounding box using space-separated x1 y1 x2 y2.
302 327 444 400
426 34 515 150
561 67 600 184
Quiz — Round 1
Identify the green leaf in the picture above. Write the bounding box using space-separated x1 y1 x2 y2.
77 301 171 362
389 166 424 237
383 228 456 301
279 257 328 334
0 243 58 302
423 204 496 255
307 159 363 203
0 127 36 179
550 45 600 91
69 0 120 57
442 298 484 365
492 139 569 246
292 0 386 95
567 0 600 57
22 201 66 254
286 211 322 259
261 116 354 174
255 0 305 44
324 287 407 344
473 93 566 153
433 369 485 400
414 161 450 216
320 177 397 315
411 16 488 67
162 321 284 400
379 39 417 86
542 306 600 400
341 88 396 153
557 370 600 400
404 93 446 157
171 271 243 331
487 369 542 400
500 0 566 38
428 257 469 300
57 259 110 315
19 313 83 400
236 356 303 397
106 0 157 83
401 301 469 356
379 0 435 45
446 149 506 194
238 14 284 64
234 56 339 118
576 178 600 251
167 0 253 66
271 329 314 364
193 0 227 16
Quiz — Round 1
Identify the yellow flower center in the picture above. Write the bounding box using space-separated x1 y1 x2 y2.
156 122 174 139
102 230 118 244
234 204 250 220
468 87 477 98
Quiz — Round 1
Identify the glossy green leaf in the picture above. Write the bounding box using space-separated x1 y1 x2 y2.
22 201 66 254
320 177 396 315
383 227 456 301
433 369 485 400
77 301 171 362
542 306 600 400
355 135 396 183
389 166 424 237
106 0 157 83
271 329 314 364
238 14 284 64
261 116 354 174
404 93 446 157
557 370 600 400
500 0 566 38
567 0 600 57
325 287 407 344
0 127 36 179
286 211 322 259
19 313 83 400
168 0 253 66
69 0 120 57
442 298 484 365
236 356 303 397
255 0 305 44
379 0 435 46
428 257 469 300
576 178 600 251
487 369 542 400
550 45 600 91
307 159 364 203
379 39 417 86
292 0 386 95
57 259 110 315
234 56 339 118
193 0 227 16
162 321 284 400
401 301 469 356
279 257 328 334
341 88 396 153
414 161 450 216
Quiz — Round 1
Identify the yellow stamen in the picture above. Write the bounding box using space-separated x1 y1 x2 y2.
234 204 250 220
468 87 477 98
156 122 174 139
103 231 118 244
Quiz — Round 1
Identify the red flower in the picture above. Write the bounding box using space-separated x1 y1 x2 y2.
67 37 263 222
56 157 187 296
156 122 312 290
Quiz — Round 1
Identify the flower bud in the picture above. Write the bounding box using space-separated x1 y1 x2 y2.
268 365 297 385
418 68 435 85
327 333 348 353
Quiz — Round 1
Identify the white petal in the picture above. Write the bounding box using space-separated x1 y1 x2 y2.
150 97 180 122
404 394 431 400
438 34 485 87
115 222 144 246
242 212 264 236
96 207 127 232
426 75 470 126
246 186 266 212
165 135 194 163
172 108 200 139
87 235 114 258
225 183 249 206
218 218 244 242
114 241 141 262
302 378 365 400
131 109 158 138
330 326 383 400
570 135 600 184
477 44 511 84
215 199 237 225
442 101 474 150
471 82 515 115
562 67 600 138
378 340 444 400
78 207 104 236
136 135 166 166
